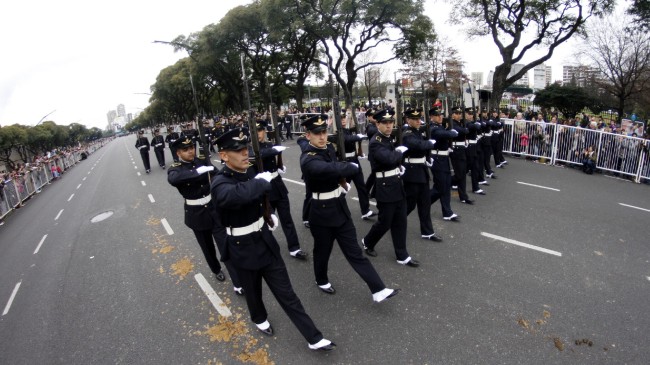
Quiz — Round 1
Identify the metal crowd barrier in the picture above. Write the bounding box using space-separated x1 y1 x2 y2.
501 119 649 182
0 146 101 222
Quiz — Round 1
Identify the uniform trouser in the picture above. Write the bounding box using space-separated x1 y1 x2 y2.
236 255 323 344
451 149 469 200
302 184 312 222
347 161 370 214
270 196 301 252
430 156 454 217
154 148 165 167
170 147 179 162
492 135 505 165
466 144 480 192
482 142 494 174
139 150 151 171
365 173 376 198
476 143 485 181
286 124 293 140
363 200 409 261
405 181 435 235
310 219 385 293
193 229 240 288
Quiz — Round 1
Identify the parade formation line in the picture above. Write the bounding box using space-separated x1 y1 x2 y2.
481 232 562 257
516 181 560 192
33 234 48 255
618 203 650 213
2 281 22 316
194 273 232 317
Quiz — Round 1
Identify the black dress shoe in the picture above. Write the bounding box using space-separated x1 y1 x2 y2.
215 271 226 282
405 259 420 268
460 199 474 205
290 250 308 260
318 286 336 294
257 326 274 336
422 233 443 242
364 247 377 257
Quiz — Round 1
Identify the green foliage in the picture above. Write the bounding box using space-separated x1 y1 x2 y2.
627 0 650 30
534 84 599 118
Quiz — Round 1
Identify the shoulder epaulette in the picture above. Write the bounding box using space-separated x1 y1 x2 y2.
307 152 317 156
375 135 382 142
171 162 181 167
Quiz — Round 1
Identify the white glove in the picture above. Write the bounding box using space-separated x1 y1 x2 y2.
399 165 405 176
267 214 279 231
395 146 409 153
272 146 288 152
196 165 214 175
356 134 367 139
450 129 459 136
358 154 367 160
255 171 274 182
428 139 436 146
425 158 433 167
349 162 359 169
278 166 287 174
342 182 351 193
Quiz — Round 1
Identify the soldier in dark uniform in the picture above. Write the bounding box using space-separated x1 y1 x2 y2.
135 129 151 173
165 126 180 163
167 137 243 295
491 109 507 168
284 113 293 141
479 108 494 183
211 128 335 351
181 122 200 151
401 108 442 241
299 114 399 302
465 108 485 195
340 112 376 220
253 120 308 260
449 107 473 204
151 128 166 169
429 108 460 221
364 108 378 195
361 110 420 267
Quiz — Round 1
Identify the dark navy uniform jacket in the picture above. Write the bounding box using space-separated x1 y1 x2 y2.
365 123 378 138
402 126 434 184
165 132 179 146
430 123 456 152
300 142 358 227
343 129 363 160
135 136 150 151
368 132 404 203
251 141 289 202
151 135 165 150
211 165 279 270
167 158 217 231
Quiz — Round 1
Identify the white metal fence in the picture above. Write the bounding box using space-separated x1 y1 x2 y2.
501 119 649 182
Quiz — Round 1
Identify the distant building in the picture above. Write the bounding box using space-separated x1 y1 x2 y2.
533 64 552 90
486 71 494 90
562 65 600 87
471 72 483 89
508 63 529 87
117 104 126 117
106 110 117 130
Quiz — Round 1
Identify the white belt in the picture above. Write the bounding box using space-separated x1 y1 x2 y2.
453 142 467 147
186 195 211 206
227 217 265 236
376 167 400 178
432 150 449 156
468 140 478 144
345 151 356 158
312 186 344 200
270 171 279 179
155 144 163 147
405 157 426 164
485 132 493 136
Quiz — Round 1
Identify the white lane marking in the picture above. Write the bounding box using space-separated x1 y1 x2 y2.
87 171 91 175
132 161 135 164
619 203 650 213
647 276 650 281
137 172 141 176
194 273 232 317
161 218 174 235
76 184 82 189
516 181 560 192
141 181 146 186
148 194 155 203
481 232 562 257
2 281 22 316
283 178 305 186
55 209 64 220
82 177 87 181
68 194 74 201
134 166 137 169
351 197 376 206
34 234 48 254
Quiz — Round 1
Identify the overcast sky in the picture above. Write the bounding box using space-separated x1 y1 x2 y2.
0 0 593 130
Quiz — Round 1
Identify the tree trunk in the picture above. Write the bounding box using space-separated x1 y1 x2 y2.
617 97 625 124
489 65 510 111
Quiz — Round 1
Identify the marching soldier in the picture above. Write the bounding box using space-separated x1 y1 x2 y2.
167 136 243 295
465 108 485 195
134 129 151 173
479 108 494 183
165 126 180 163
299 114 399 301
151 128 166 169
252 120 308 260
211 128 335 351
450 107 473 204
491 109 507 168
340 111 376 220
362 109 420 268
401 108 443 241
364 108 378 195
429 108 460 221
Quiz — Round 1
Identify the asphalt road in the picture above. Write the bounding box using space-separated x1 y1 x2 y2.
1 136 648 365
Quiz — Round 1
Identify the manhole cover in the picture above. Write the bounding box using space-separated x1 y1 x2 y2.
91 211 114 223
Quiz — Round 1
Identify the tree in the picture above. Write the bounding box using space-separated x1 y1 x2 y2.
450 0 615 108
534 83 597 118
580 18 650 123
291 0 435 119
627 0 650 30
0 125 28 171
